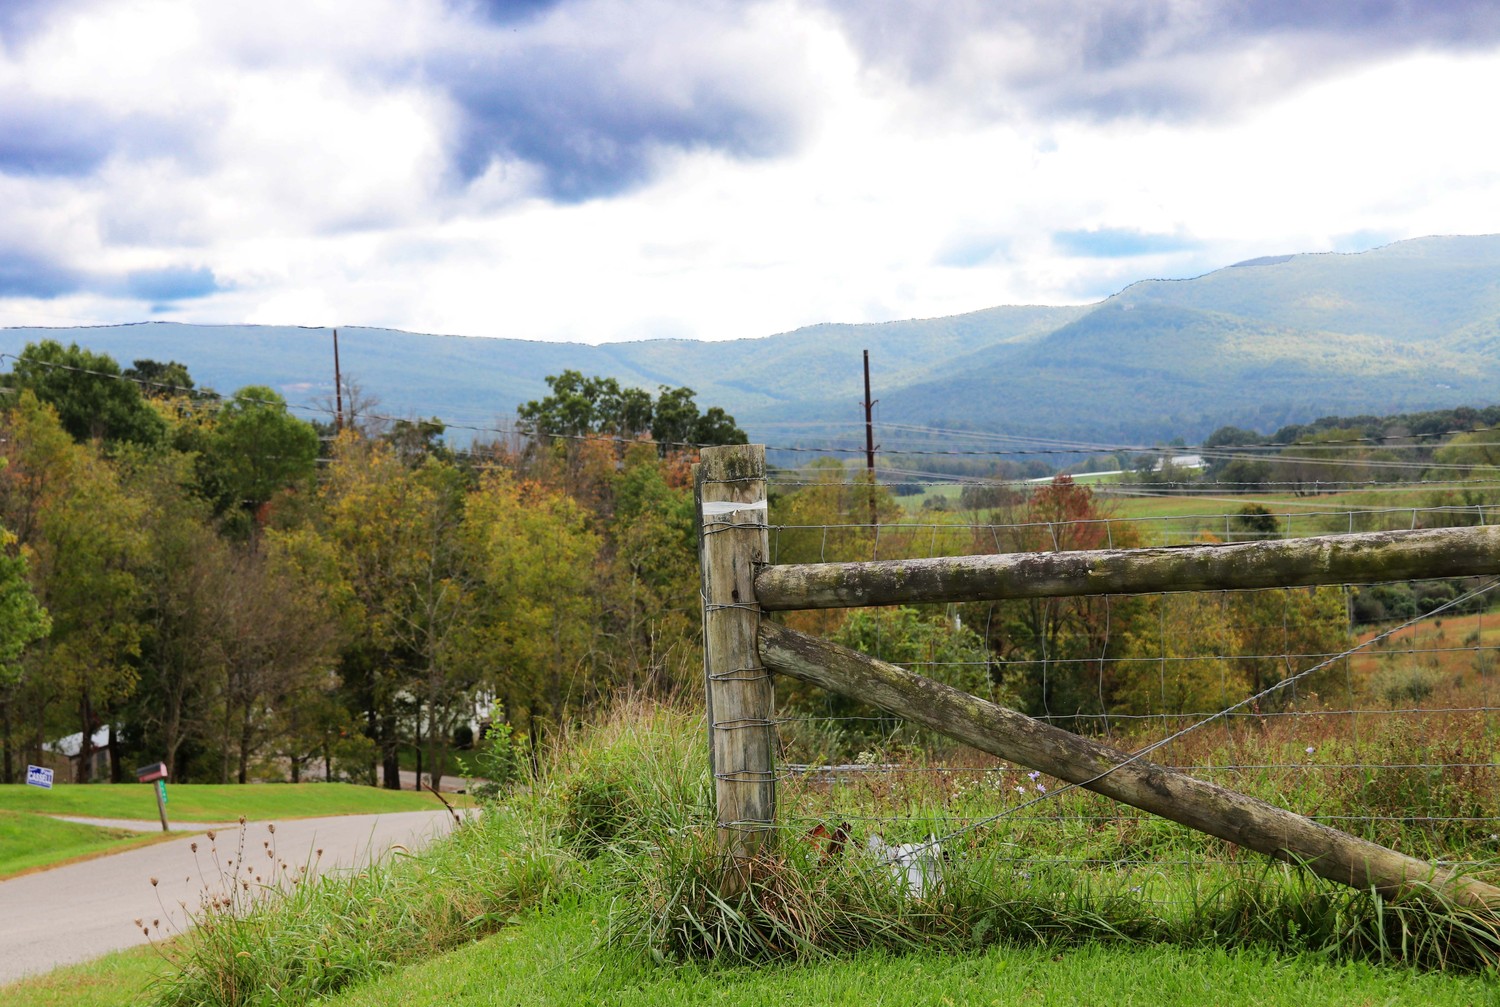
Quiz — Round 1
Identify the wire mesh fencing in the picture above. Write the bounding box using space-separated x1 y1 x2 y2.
756 489 1500 903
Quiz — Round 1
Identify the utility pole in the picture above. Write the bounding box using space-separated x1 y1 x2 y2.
333 328 344 433
863 349 878 526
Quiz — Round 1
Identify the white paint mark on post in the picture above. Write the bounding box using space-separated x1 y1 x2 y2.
700 499 767 517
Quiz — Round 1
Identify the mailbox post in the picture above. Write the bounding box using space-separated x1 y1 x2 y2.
136 762 169 832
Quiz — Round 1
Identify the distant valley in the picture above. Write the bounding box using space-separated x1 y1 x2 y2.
5 234 1500 456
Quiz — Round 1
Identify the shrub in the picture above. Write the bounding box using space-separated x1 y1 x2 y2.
455 701 528 802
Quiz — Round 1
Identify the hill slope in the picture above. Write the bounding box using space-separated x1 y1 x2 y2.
5 234 1500 449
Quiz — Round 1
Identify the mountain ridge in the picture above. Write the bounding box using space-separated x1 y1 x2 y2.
5 234 1499 451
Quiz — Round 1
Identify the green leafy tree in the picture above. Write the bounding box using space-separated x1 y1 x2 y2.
123 358 213 401
113 447 227 779
1115 593 1247 718
0 520 50 783
2 401 147 781
518 371 644 438
3 340 166 446
962 476 1144 724
205 537 342 783
464 469 601 744
604 445 700 693
1228 586 1351 706
780 606 993 757
518 371 746 451
1230 504 1281 542
320 434 442 787
1432 430 1500 472
203 386 320 526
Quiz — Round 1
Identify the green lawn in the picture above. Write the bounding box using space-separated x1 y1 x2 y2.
0 945 169 1007
317 902 1495 1007
8 902 1489 1007
0 809 179 879
0 782 461 823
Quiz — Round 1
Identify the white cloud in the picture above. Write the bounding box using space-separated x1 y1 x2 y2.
1 1 1499 342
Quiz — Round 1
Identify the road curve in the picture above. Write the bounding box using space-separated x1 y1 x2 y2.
0 809 461 985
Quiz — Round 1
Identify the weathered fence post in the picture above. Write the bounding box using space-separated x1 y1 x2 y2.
695 444 775 887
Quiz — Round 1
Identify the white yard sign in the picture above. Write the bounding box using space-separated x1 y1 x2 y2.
26 764 54 789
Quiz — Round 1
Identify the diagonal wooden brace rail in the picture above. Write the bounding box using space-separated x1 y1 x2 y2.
759 620 1500 910
756 525 1500 611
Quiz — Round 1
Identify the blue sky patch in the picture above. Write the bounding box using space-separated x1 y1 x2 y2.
1054 229 1198 259
0 250 82 298
124 266 221 303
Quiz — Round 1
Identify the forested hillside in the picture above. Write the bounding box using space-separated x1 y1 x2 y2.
7 234 1500 451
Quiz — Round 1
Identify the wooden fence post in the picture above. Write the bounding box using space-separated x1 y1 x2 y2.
696 444 775 886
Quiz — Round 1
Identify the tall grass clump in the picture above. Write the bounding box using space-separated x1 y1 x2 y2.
545 700 712 855
151 808 573 1007
597 708 1500 972
608 808 1500 972
149 697 705 1007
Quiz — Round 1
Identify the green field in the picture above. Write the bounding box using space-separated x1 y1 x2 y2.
0 782 459 823
0 809 177 879
0 782 464 878
898 483 1476 547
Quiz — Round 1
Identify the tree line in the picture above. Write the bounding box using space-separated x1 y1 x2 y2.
0 342 1365 783
0 346 740 787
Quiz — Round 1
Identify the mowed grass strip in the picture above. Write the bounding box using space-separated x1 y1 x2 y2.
0 944 168 1007
320 902 1497 1007
0 782 464 823
0 809 180 879
22 904 1488 1007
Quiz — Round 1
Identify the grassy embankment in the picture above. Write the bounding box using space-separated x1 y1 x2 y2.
4 684 1496 1007
0 782 460 878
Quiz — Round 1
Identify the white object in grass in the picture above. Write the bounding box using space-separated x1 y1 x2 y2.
866 834 943 898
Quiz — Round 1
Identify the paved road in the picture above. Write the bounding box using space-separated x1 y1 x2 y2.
0 810 462 985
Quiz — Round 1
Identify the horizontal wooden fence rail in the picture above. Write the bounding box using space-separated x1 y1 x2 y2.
755 525 1500 611
759 620 1500 910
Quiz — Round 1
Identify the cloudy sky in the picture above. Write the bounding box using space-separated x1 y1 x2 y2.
2 0 1499 344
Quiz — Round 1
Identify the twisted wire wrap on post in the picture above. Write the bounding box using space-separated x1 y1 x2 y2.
712 717 777 731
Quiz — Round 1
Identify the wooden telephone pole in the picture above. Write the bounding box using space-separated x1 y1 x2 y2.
862 349 877 526
333 329 344 433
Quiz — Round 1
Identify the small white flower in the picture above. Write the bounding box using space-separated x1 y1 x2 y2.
1305 746 1315 755
1014 785 1026 795
1036 783 1047 794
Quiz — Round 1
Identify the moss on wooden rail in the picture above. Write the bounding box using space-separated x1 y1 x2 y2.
755 525 1500 611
